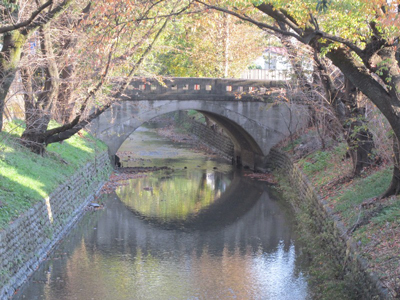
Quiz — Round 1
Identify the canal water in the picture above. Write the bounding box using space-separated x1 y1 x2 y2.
13 124 310 300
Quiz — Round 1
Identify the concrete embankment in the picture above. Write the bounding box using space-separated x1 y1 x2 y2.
0 151 112 299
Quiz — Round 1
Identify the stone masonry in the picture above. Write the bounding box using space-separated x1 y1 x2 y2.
0 151 112 299
175 111 234 160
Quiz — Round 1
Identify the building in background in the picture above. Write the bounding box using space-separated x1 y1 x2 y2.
240 47 291 80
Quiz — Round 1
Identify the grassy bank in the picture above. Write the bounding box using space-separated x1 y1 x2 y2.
279 136 400 298
0 120 108 230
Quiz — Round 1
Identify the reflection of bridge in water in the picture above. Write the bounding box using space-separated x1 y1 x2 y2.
121 170 265 232
24 174 305 300
90 173 295 257
90 77 307 171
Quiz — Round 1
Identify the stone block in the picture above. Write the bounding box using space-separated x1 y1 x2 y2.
0 151 111 300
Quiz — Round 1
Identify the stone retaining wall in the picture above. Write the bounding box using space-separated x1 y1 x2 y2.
268 148 388 299
0 151 112 299
175 111 234 160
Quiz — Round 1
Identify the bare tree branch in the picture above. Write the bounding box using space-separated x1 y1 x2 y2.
256 3 304 36
315 30 364 59
115 17 170 96
44 15 170 144
21 0 73 36
44 45 114 138
193 0 304 42
0 0 53 34
194 1 365 58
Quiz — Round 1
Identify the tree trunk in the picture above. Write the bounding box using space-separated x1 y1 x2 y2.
20 26 59 155
20 67 47 154
343 85 375 176
0 0 73 131
315 53 374 176
20 130 47 154
57 66 75 124
326 47 400 195
346 118 374 176
381 138 400 198
0 32 27 130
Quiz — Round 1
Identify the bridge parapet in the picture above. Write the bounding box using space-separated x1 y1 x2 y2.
121 77 286 102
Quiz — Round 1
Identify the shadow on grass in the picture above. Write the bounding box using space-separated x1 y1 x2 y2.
0 128 106 230
0 175 45 229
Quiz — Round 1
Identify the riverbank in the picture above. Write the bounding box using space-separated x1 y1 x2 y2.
272 132 399 299
0 120 109 230
0 120 112 299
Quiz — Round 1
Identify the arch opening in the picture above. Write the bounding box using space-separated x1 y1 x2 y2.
115 110 267 170
89 99 302 171
197 110 265 169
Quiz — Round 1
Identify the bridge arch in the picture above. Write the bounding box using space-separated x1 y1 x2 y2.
89 98 306 170
198 110 264 166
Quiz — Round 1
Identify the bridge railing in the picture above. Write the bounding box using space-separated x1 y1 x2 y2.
121 77 287 101
240 69 292 80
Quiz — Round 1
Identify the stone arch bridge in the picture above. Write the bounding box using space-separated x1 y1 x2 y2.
89 77 307 171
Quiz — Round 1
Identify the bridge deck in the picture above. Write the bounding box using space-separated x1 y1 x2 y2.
120 77 286 102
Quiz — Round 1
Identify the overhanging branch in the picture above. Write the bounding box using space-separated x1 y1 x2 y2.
44 16 170 145
21 0 73 36
193 0 303 42
0 0 53 34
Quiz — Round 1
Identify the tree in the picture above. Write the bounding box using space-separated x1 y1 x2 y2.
0 0 73 131
149 5 266 78
313 52 375 176
14 0 181 153
20 23 60 154
16 1 96 153
277 34 375 176
194 0 400 197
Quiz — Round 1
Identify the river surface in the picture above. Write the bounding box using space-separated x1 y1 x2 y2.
13 124 310 300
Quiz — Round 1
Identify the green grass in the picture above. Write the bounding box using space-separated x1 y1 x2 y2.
301 150 332 175
0 120 108 229
296 143 352 188
295 142 391 225
333 168 391 224
371 199 400 225
297 149 337 185
280 135 400 295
